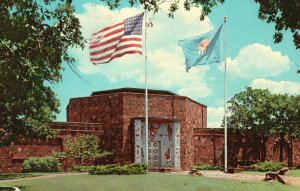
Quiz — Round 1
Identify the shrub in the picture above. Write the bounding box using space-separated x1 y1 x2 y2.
22 156 59 172
127 163 149 170
89 163 148 175
65 135 111 165
71 165 91 172
251 161 286 172
194 163 223 171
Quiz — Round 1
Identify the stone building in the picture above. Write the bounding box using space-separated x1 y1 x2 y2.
1 87 300 173
66 88 207 171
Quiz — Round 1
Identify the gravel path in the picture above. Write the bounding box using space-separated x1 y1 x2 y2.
172 170 300 186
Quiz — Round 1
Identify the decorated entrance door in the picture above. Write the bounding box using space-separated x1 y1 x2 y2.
148 141 160 168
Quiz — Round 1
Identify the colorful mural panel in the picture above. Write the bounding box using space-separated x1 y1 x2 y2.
134 119 180 169
134 120 142 163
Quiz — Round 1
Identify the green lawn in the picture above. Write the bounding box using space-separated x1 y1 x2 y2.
240 170 300 177
0 174 40 181
0 173 299 191
287 170 300 177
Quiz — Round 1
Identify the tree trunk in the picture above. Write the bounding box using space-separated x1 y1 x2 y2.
279 136 284 162
261 138 267 161
288 138 293 167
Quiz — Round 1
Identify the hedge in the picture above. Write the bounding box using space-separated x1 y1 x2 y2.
22 156 59 172
89 163 148 175
71 165 91 172
193 163 223 171
251 161 286 172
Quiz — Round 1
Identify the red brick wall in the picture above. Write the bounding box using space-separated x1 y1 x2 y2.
180 98 206 170
67 94 124 163
0 139 62 173
194 129 224 166
194 128 300 167
0 122 104 173
121 93 206 170
122 93 178 164
67 92 207 169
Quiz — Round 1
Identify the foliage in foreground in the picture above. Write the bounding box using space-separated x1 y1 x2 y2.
251 161 286 172
89 163 148 175
0 0 84 145
22 156 59 172
194 163 223 171
100 0 300 49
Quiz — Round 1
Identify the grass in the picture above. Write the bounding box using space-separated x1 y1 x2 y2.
0 174 40 181
287 170 300 177
240 169 300 177
0 173 299 191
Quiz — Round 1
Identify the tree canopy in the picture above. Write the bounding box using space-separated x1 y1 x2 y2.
0 0 84 145
227 87 300 139
269 94 300 139
100 0 300 49
226 87 273 142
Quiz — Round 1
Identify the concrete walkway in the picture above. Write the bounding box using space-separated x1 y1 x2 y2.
172 170 300 186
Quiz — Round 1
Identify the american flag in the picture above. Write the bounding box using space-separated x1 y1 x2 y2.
89 13 144 64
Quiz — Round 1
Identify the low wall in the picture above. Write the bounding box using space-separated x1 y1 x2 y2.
194 128 300 167
0 139 62 173
0 122 104 173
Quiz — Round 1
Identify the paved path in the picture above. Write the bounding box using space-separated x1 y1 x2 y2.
172 170 300 186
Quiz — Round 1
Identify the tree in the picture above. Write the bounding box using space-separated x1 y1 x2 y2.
65 135 104 165
100 0 300 49
0 0 84 145
226 87 273 161
269 94 300 164
227 87 300 163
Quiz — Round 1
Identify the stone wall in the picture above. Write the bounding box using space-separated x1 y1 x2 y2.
0 122 104 173
0 139 62 173
67 91 207 170
179 98 206 170
67 94 124 163
121 93 206 170
194 128 300 167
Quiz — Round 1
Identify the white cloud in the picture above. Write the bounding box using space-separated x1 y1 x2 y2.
207 106 224 128
219 43 290 79
143 49 212 99
250 78 300 95
72 3 215 99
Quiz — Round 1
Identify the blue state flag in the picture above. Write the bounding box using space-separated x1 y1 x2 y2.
178 25 223 72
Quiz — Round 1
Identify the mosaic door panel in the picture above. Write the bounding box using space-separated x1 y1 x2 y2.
148 141 160 168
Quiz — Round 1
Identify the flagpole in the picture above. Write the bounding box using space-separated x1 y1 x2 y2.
144 10 149 166
223 16 228 172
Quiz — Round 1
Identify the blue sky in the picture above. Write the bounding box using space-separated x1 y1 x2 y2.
54 0 300 127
